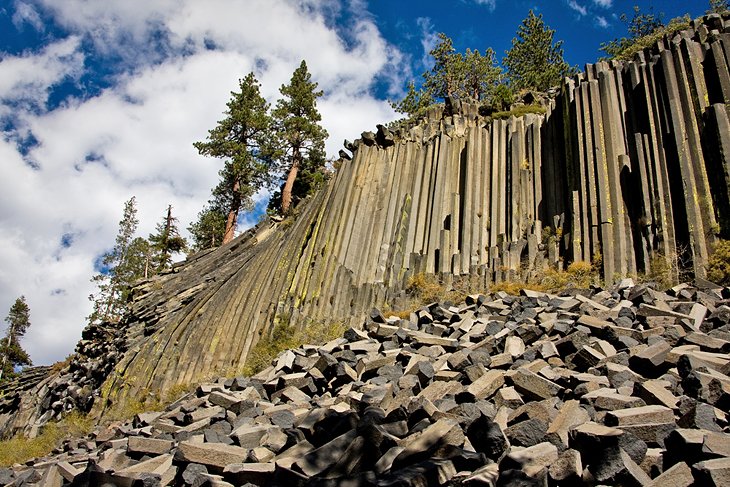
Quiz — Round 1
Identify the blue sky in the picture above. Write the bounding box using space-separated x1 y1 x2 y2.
0 0 709 365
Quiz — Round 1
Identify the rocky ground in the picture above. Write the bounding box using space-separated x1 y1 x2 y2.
1 279 729 486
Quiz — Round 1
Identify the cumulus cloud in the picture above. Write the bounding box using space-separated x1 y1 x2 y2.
567 0 588 17
595 16 610 28
593 0 612 8
0 0 402 365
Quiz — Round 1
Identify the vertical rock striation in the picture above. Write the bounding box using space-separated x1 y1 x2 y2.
2 13 730 436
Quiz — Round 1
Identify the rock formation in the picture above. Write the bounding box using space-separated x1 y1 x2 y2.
2 279 729 485
1 13 730 441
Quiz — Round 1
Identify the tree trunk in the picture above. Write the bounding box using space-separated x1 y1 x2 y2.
281 150 301 215
222 180 241 244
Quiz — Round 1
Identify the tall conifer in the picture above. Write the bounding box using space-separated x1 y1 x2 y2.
504 10 575 91
194 72 273 243
272 60 328 214
1 296 32 381
88 197 147 323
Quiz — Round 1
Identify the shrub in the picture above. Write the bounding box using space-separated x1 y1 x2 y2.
600 15 691 61
406 273 446 304
707 239 730 285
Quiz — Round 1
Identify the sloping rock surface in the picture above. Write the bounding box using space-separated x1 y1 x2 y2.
4 280 729 486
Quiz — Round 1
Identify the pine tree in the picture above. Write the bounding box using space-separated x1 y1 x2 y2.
391 34 504 116
188 206 227 252
272 60 328 214
194 72 274 244
708 0 729 13
0 296 32 381
423 33 463 100
461 47 503 101
390 80 433 117
88 197 148 324
504 10 576 92
149 205 187 273
599 6 666 59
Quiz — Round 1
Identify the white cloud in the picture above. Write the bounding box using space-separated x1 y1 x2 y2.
595 16 610 28
593 0 612 8
567 0 588 17
473 0 497 11
0 0 402 365
0 37 84 118
11 1 44 31
416 17 439 71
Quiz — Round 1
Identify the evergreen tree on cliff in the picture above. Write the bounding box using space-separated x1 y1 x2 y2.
194 73 274 244
188 206 226 252
391 34 503 116
272 60 328 215
88 197 149 324
0 296 32 381
504 10 575 92
708 0 729 13
149 205 187 273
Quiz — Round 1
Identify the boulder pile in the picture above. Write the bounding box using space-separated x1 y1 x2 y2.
2 280 729 486
0 319 127 439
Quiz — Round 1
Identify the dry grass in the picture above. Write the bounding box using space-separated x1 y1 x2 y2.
49 354 75 374
0 412 93 467
103 382 196 422
391 309 417 320
490 261 598 295
707 239 730 286
242 319 348 376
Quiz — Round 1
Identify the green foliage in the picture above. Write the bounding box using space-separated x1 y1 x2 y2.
491 103 547 120
624 5 663 38
148 205 187 272
242 319 347 376
389 80 434 117
1 296 31 381
504 10 577 92
391 34 504 117
188 205 227 252
600 5 690 61
488 84 515 112
194 72 274 243
0 412 93 467
88 197 149 324
708 0 729 14
707 239 730 286
272 60 329 214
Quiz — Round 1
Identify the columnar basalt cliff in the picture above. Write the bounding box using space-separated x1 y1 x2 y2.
1 13 729 438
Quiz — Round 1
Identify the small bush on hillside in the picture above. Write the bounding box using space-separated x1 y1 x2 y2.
406 273 446 304
707 239 730 285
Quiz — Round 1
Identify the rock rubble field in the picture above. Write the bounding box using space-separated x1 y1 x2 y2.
2 279 730 486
